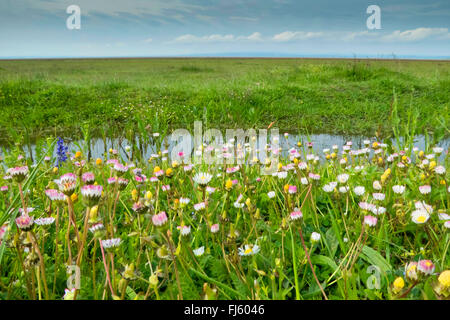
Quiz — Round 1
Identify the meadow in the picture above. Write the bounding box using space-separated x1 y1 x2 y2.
0 58 448 144
0 58 449 300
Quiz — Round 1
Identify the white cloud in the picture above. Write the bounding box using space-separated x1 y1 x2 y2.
239 32 263 41
382 28 450 42
143 38 153 43
272 31 325 42
171 32 263 43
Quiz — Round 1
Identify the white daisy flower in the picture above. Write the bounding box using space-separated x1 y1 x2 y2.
238 244 260 256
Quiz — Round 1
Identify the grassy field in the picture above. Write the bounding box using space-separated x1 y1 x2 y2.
0 58 449 301
0 58 449 142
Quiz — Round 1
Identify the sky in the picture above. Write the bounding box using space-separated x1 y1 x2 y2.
0 0 449 59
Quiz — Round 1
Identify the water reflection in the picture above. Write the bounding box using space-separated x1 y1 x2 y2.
1 133 448 165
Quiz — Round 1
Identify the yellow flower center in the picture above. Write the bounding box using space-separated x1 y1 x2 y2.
417 216 426 223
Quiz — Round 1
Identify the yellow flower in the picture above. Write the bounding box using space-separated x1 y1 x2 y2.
153 166 161 174
372 141 379 149
166 168 173 177
297 142 302 147
420 173 426 180
109 148 114 154
325 154 331 160
429 161 436 170
225 179 233 191
278 163 283 171
293 158 299 164
331 153 337 159
172 161 179 168
145 191 152 200
418 150 424 158
52 167 58 174
132 189 139 202
440 180 446 185
438 270 450 288
378 157 383 165
96 158 102 166
393 277 405 293
70 193 78 203
89 205 98 221
284 184 290 193
245 198 251 208
75 151 82 159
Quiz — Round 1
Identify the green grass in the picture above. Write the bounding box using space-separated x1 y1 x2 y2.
0 58 448 142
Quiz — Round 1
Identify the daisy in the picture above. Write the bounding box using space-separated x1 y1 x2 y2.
435 165 446 175
193 246 205 256
300 177 309 185
372 193 385 201
16 214 34 231
298 162 307 170
309 173 320 181
101 238 121 249
438 213 450 220
177 225 191 236
371 206 386 216
89 223 104 233
113 163 128 175
45 189 66 204
411 210 430 224
392 185 405 194
81 172 95 184
405 262 418 281
267 191 276 199
194 202 206 211
339 186 349 193
8 166 29 183
322 183 335 193
58 173 77 196
311 232 321 243
34 217 55 226
364 215 378 227
337 174 349 184
288 185 297 194
206 186 216 194
81 185 103 206
417 260 435 275
180 197 191 205
290 209 303 221
193 172 213 186
419 185 431 194
118 178 129 190
374 181 383 191
238 244 260 256
18 207 35 215
210 224 220 233
152 212 168 227
354 186 365 196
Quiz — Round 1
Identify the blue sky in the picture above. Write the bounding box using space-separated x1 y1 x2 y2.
0 0 449 58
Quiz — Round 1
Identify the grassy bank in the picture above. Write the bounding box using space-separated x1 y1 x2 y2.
0 58 448 143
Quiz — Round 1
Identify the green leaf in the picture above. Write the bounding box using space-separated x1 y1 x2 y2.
325 228 339 258
311 255 339 275
360 245 392 273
